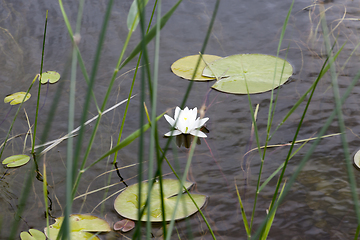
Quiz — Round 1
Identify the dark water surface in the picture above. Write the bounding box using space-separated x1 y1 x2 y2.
1 0 360 239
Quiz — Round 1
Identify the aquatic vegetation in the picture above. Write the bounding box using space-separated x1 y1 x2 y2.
20 229 46 240
171 54 222 81
171 53 293 94
353 149 360 169
4 92 31 105
3 0 359 239
113 219 135 232
39 71 60 84
43 214 110 240
114 179 207 222
164 106 209 138
127 0 149 32
203 54 293 94
2 154 30 168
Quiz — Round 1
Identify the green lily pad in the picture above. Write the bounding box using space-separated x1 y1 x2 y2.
20 229 46 240
44 214 111 240
39 71 60 84
2 154 30 168
114 179 207 222
4 92 31 105
171 54 222 81
202 54 293 94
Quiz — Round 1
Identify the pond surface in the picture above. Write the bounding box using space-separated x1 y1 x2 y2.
1 0 360 239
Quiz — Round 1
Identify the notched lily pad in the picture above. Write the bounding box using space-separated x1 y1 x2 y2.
39 71 60 84
4 92 31 105
2 154 30 168
113 219 135 232
44 214 111 240
114 179 207 222
202 54 293 94
20 229 46 240
171 54 222 81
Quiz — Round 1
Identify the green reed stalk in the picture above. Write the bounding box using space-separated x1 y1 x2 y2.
100 3 158 215
320 5 360 228
149 1 220 238
31 10 48 157
268 41 345 141
257 40 344 194
62 0 85 238
248 0 293 230
101 3 158 214
0 75 37 161
112 0 157 165
71 0 181 199
146 0 162 237
252 13 360 236
58 0 100 112
43 161 49 237
8 163 36 240
253 64 360 239
135 0 148 238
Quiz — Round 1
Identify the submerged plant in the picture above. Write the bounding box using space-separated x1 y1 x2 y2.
164 106 209 138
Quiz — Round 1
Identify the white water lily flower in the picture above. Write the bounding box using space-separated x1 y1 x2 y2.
164 106 209 138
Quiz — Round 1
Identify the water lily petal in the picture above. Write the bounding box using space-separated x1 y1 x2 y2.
190 107 198 121
164 129 182 137
164 114 175 127
174 106 181 121
196 117 209 128
190 129 207 138
176 116 188 133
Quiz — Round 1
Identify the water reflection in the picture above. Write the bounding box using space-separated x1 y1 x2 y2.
169 126 209 148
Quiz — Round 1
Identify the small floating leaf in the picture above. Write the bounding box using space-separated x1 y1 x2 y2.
202 54 293 94
127 0 149 32
354 149 360 169
4 92 31 105
20 229 46 240
2 154 30 168
114 179 207 222
113 219 135 232
39 71 60 84
44 214 111 240
171 54 222 81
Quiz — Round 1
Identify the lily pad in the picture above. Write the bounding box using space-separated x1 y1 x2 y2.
44 214 111 240
114 179 207 222
4 92 31 105
2 154 30 168
39 71 60 84
113 219 135 232
202 54 293 94
354 149 360 169
171 54 222 81
20 229 46 240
